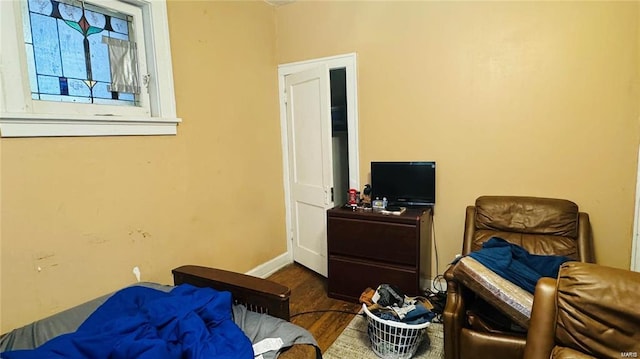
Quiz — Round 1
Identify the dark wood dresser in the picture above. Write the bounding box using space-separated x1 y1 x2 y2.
326 206 433 302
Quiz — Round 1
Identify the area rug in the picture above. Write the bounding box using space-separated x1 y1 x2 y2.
324 314 444 359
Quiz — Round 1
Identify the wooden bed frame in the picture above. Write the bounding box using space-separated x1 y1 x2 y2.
172 265 291 320
172 265 319 359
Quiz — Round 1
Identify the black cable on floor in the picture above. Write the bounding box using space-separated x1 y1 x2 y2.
290 309 361 319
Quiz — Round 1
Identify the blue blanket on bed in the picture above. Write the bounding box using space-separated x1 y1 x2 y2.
0 284 253 359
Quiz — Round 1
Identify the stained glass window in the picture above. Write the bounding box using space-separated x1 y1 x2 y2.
21 0 139 106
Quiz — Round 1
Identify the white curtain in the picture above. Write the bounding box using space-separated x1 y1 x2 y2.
102 36 140 94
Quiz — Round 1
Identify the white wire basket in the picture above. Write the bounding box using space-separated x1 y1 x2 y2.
362 303 430 359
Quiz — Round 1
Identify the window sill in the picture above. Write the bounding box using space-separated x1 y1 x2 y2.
0 113 181 137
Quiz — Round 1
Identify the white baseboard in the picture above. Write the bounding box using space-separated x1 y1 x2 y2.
245 252 293 279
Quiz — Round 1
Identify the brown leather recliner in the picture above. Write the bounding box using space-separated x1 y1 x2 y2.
443 196 595 359
524 262 640 359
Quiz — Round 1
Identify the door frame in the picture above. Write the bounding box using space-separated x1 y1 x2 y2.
632 145 640 271
278 53 360 260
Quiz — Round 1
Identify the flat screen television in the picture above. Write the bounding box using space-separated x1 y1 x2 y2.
371 161 436 207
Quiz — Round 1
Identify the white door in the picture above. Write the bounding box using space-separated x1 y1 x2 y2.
285 66 333 276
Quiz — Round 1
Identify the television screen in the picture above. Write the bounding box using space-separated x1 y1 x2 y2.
371 161 436 207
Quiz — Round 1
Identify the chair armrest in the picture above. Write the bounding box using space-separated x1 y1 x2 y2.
523 277 558 359
577 212 595 263
462 206 477 255
172 265 291 321
443 265 468 359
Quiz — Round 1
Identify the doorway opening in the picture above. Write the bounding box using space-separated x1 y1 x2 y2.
330 68 349 207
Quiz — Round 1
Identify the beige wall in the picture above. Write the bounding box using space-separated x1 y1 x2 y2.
277 1 640 275
0 1 284 332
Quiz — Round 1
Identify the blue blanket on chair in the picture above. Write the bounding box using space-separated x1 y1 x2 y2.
468 237 571 293
0 284 253 359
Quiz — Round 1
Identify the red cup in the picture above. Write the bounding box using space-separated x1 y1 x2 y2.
348 189 358 205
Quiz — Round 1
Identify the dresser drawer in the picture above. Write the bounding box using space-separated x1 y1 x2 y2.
328 255 419 302
327 217 418 266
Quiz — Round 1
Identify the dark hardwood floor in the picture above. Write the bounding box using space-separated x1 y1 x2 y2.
267 262 361 352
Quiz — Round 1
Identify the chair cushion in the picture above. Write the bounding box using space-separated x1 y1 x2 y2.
475 196 578 237
472 196 580 258
452 257 533 329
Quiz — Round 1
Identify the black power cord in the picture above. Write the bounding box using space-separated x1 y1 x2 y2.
290 309 361 319
423 276 447 324
423 211 447 323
